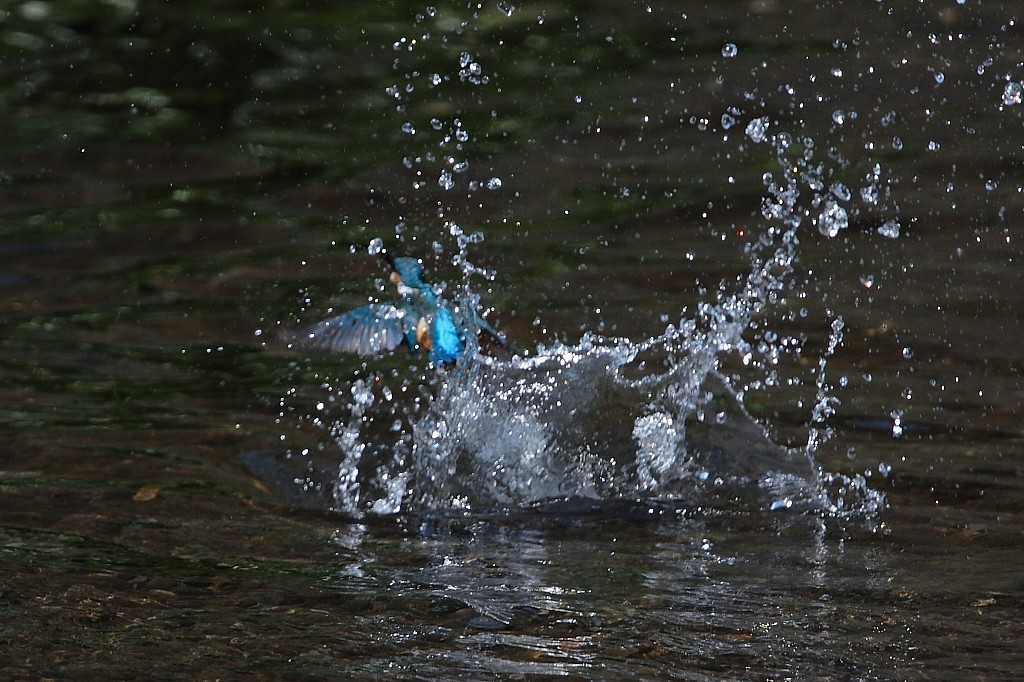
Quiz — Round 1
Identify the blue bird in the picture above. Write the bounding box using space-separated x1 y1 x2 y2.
298 253 514 365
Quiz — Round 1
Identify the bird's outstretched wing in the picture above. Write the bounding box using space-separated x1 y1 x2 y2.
299 304 407 356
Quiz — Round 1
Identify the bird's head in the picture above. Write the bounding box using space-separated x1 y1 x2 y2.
383 254 428 294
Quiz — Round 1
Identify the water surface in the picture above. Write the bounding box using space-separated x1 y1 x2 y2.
2 1 1023 679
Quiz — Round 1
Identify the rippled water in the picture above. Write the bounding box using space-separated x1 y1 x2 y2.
2 1 1023 679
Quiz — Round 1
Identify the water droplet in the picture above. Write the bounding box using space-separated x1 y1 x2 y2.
1003 81 1023 106
890 409 904 438
934 71 945 84
817 199 848 238
831 182 851 202
721 112 736 129
928 140 941 151
902 346 914 359
877 219 900 239
485 176 502 190
721 42 738 58
745 116 769 143
438 169 455 190
832 109 846 126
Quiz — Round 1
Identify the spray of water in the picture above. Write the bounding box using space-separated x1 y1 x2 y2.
312 136 886 524
281 11 889 526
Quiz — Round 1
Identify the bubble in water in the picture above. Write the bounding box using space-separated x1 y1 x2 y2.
934 71 945 84
745 116 770 143
485 176 503 190
721 112 737 129
438 169 455 190
1003 81 1023 106
928 140 941 151
817 198 848 237
831 109 846 126
877 219 901 239
721 42 738 58
367 237 385 256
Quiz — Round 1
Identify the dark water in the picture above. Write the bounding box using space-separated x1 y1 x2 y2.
2 1 1023 679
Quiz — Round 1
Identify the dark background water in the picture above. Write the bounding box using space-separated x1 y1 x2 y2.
2 1 1023 679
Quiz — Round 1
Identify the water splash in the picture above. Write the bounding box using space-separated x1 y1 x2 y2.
312 162 887 524
284 8 891 528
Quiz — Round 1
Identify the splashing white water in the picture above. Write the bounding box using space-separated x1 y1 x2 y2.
283 7 890 524
314 138 888 523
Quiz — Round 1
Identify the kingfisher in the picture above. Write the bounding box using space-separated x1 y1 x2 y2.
297 252 514 364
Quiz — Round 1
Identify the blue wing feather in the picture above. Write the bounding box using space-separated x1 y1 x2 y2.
301 304 407 355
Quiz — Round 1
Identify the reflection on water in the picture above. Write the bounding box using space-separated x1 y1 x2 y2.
2 1 1024 679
